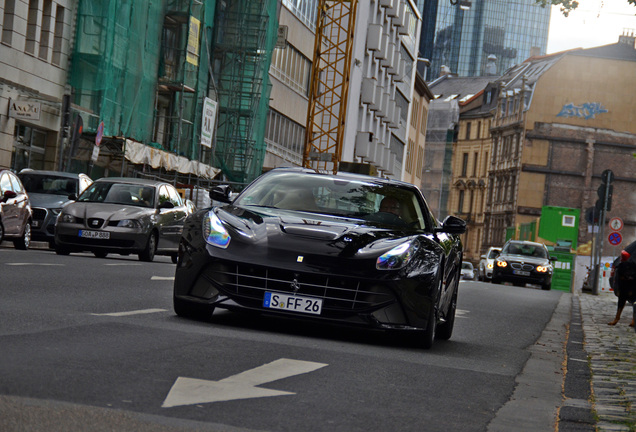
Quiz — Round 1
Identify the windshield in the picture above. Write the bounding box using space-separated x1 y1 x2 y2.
488 249 500 259
462 262 473 270
234 171 430 230
503 242 547 258
78 182 155 208
19 174 77 196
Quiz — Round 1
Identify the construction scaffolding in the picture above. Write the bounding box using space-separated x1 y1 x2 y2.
68 0 216 178
210 0 277 184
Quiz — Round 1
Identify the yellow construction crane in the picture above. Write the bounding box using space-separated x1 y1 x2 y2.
303 0 358 173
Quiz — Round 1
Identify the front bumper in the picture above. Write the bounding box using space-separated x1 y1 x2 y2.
493 267 552 286
173 237 438 331
55 222 148 253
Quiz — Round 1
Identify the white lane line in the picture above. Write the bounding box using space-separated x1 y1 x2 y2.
456 309 469 318
104 263 142 266
5 263 64 266
151 276 175 281
91 308 167 317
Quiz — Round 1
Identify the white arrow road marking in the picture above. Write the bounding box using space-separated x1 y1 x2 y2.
91 308 167 317
5 263 64 266
162 358 328 408
151 276 175 281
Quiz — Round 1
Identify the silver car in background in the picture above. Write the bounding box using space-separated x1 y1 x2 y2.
54 177 187 262
478 247 501 281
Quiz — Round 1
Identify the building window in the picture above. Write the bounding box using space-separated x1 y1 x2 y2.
461 152 468 177
458 190 465 213
270 43 311 96
38 0 53 60
405 139 414 173
11 124 47 171
476 121 481 139
483 151 488 175
51 5 65 66
25 0 39 55
472 152 478 177
2 0 16 45
264 109 306 165
465 122 471 140
282 0 318 32
416 145 423 178
411 99 419 128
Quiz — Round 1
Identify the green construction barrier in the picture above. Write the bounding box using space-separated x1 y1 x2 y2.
548 250 575 292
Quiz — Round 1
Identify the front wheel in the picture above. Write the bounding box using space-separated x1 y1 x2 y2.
138 232 157 262
93 251 108 258
13 223 31 250
436 280 458 341
173 295 215 321
541 282 551 291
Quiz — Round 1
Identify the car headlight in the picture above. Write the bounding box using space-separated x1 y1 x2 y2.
496 259 507 268
203 210 230 249
61 213 76 223
487 263 493 269
117 219 141 228
377 240 418 270
536 265 551 273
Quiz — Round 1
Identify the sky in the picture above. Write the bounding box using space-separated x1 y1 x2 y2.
547 0 636 53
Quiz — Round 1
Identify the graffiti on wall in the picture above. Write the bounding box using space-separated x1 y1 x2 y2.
557 102 608 120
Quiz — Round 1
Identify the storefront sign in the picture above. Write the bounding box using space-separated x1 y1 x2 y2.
9 99 41 120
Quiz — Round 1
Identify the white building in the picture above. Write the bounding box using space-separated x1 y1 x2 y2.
0 0 74 171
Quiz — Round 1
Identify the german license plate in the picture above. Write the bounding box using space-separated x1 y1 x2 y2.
263 292 322 315
79 230 110 239
513 270 530 276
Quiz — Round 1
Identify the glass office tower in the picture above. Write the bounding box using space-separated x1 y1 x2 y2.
420 0 551 79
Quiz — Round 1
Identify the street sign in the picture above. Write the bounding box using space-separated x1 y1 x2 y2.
608 231 622 246
609 217 623 231
96 121 104 146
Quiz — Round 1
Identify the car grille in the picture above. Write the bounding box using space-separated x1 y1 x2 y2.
202 261 395 312
32 208 47 221
511 263 534 271
87 218 105 229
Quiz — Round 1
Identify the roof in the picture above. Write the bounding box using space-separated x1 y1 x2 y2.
570 40 636 62
427 75 493 102
17 169 87 179
94 177 169 186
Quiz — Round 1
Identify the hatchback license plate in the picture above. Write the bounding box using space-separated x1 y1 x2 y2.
263 292 322 315
513 270 530 276
79 230 110 239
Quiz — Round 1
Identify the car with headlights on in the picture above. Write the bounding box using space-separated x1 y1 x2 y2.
18 169 92 248
477 246 501 281
54 177 188 261
173 168 466 349
491 240 554 290
0 169 32 249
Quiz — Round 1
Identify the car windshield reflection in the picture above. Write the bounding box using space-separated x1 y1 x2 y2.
78 183 155 208
233 172 428 230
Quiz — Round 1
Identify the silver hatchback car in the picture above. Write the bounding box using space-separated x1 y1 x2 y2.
54 178 188 262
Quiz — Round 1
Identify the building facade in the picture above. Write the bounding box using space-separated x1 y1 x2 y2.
0 0 74 171
483 35 636 257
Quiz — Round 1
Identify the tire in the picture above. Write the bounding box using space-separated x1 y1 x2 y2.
173 295 214 320
171 254 178 264
93 251 108 258
0 221 4 244
436 279 458 341
421 304 438 350
48 240 56 249
13 222 31 250
541 283 551 291
138 232 157 262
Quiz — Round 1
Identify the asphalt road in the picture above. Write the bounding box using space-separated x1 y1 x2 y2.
0 246 566 431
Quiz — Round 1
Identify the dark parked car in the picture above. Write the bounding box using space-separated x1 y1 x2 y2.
173 168 466 349
492 240 555 290
54 177 188 261
18 169 92 248
0 169 32 249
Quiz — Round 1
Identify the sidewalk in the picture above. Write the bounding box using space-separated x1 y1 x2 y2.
578 293 635 431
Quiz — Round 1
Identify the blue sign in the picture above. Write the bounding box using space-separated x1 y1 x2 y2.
608 232 622 246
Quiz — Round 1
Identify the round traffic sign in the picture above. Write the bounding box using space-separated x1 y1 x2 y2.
608 231 622 246
609 217 623 231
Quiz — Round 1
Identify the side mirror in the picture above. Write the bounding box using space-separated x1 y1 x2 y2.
549 256 557 262
2 190 17 203
159 201 175 209
209 185 232 204
437 215 467 235
480 255 486 259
